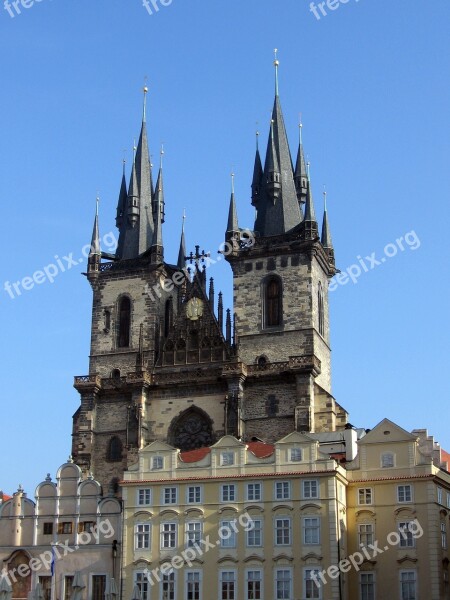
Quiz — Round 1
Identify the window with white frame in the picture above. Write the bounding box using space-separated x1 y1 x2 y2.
160 522 177 549
63 577 74 600
397 485 412 503
137 488 151 506
219 520 237 548
163 487 177 504
246 569 262 600
187 486 202 504
359 572 375 600
358 488 373 505
219 571 236 600
303 517 320 545
246 519 262 547
221 484 236 502
358 523 374 548
185 522 202 548
185 571 201 600
91 576 106 600
437 487 443 505
275 481 290 500
399 522 415 548
220 451 234 466
302 480 319 499
39 577 51 600
441 522 448 549
152 456 163 470
400 570 417 600
135 523 151 549
381 452 395 468
304 569 321 600
275 518 291 546
161 570 175 600
290 447 302 462
275 569 292 600
247 483 262 501
135 572 150 600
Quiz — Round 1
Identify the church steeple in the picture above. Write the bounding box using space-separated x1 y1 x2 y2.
253 52 302 237
303 163 318 240
115 161 128 260
135 86 155 254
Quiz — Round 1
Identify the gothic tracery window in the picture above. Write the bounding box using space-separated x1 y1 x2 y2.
169 408 214 451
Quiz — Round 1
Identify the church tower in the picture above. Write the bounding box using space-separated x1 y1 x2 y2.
72 62 348 492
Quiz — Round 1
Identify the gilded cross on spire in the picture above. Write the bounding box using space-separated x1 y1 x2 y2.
185 245 210 269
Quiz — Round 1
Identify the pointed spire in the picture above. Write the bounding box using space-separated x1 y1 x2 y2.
226 173 239 233
116 160 128 228
304 163 316 223
151 147 164 263
218 292 224 333
90 196 101 256
88 196 101 274
251 131 263 207
321 189 333 249
265 119 282 201
226 309 232 344
294 118 308 204
209 277 215 311
135 85 155 253
177 211 187 270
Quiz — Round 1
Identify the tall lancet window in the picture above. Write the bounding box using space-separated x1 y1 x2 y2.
118 297 131 348
264 276 282 328
318 282 325 337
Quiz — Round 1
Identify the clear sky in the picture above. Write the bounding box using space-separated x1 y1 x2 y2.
0 0 449 496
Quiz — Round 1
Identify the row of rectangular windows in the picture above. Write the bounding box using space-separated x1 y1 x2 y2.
134 568 423 600
137 480 319 506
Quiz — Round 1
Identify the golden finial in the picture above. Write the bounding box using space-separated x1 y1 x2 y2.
231 171 235 194
95 193 100 216
182 208 186 230
160 143 164 169
133 139 137 161
323 185 327 211
299 113 303 144
143 77 148 122
274 48 280 95
307 158 311 180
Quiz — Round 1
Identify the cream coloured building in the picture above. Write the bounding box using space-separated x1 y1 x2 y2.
0 462 121 600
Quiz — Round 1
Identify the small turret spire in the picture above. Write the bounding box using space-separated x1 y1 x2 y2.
294 116 308 205
321 189 333 249
304 162 317 223
177 211 187 270
251 131 263 207
88 196 101 274
265 119 281 200
226 172 239 239
127 147 139 228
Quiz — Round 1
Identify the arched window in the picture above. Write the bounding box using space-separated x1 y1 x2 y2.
318 282 325 337
264 277 282 328
118 297 131 348
108 437 122 462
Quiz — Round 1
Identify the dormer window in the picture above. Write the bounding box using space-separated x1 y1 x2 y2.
381 452 395 468
290 448 302 462
152 456 163 470
220 452 234 466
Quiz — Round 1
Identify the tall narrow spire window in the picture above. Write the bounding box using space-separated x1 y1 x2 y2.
318 283 325 337
118 297 131 348
264 277 282 328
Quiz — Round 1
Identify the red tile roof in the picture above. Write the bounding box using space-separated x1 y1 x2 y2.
1 493 11 502
441 450 450 470
179 447 211 463
247 441 275 458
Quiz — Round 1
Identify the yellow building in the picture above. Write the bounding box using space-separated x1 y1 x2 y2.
120 421 450 600
121 433 350 600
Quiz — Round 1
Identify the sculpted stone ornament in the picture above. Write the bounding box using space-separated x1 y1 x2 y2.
186 297 204 321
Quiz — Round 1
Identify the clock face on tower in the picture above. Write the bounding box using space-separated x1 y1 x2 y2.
186 297 204 321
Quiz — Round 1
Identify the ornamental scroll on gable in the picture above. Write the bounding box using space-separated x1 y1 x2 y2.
161 272 231 366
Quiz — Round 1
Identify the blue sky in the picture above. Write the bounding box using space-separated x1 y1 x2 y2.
0 0 449 495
